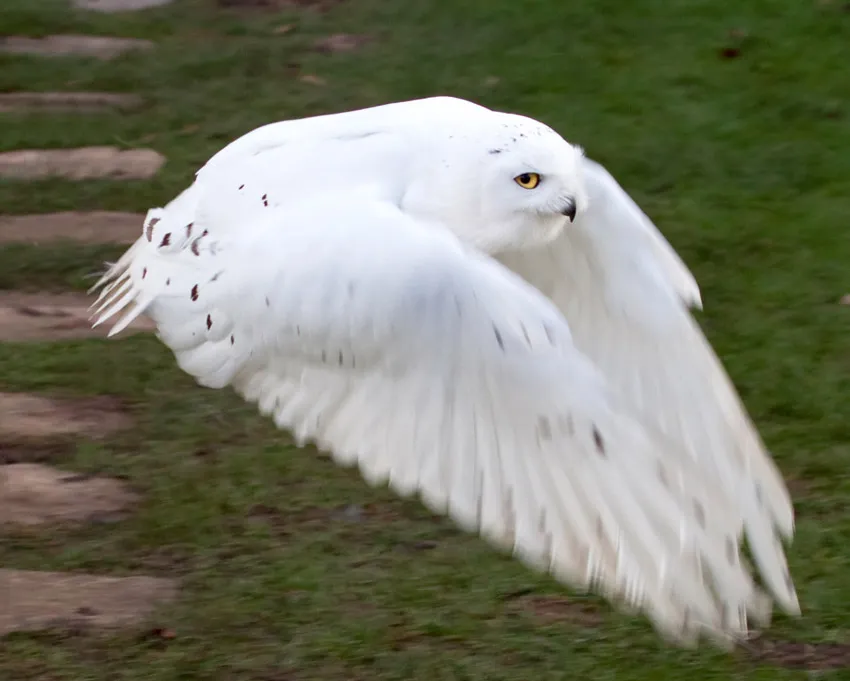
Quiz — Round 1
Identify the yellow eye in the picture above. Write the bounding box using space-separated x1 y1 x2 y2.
514 172 541 189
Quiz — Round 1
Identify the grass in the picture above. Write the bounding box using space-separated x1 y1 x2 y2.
1 0 850 678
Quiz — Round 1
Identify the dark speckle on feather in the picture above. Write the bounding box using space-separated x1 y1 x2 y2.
725 537 737 565
144 217 160 242
159 232 171 248
592 426 606 457
191 240 200 256
186 222 193 237
206 314 212 330
239 184 245 190
191 284 199 301
230 334 235 345
693 500 706 528
262 194 269 207
493 325 505 351
141 267 147 279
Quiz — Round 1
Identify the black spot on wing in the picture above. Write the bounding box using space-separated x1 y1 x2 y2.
592 426 606 457
493 325 505 351
144 216 160 242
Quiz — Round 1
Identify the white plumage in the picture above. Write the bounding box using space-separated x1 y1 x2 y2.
90 96 799 646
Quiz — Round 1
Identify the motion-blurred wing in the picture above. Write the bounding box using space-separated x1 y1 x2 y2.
92 174 771 646
497 156 799 621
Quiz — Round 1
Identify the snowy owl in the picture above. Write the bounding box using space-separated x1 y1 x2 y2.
91 96 799 646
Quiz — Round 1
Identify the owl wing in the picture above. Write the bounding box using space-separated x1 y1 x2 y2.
497 156 800 622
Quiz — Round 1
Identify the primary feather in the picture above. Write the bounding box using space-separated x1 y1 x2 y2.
90 95 799 646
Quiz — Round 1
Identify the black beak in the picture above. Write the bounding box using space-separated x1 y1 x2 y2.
561 199 577 222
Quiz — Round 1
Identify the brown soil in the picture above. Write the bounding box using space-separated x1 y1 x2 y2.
0 211 143 245
0 463 138 527
0 147 164 180
0 35 155 60
0 293 154 342
0 393 132 439
507 593 604 628
0 92 143 113
0 569 178 636
746 636 850 670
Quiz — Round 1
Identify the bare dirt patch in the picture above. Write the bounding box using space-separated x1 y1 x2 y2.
0 211 143 245
0 35 155 60
0 92 143 113
746 637 850 670
0 147 164 180
0 393 132 440
0 463 138 527
0 569 177 636
0 293 154 342
506 593 604 628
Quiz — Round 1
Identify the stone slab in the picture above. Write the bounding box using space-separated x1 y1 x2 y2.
0 211 143 245
0 569 177 636
73 0 174 11
0 293 154 342
0 463 138 527
0 147 164 180
0 92 143 113
0 35 154 60
0 392 132 440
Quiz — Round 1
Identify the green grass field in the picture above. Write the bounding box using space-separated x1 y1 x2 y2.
2 0 850 678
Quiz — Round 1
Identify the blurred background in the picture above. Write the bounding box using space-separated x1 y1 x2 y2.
1 0 849 679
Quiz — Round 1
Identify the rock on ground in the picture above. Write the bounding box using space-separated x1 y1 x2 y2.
0 147 164 180
0 211 143 245
0 570 178 636
0 293 154 342
0 35 155 60
0 463 138 527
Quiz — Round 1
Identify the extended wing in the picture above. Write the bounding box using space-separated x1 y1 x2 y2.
91 157 772 645
497 157 799 622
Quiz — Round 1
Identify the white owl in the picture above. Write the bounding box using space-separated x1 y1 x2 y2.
91 96 799 646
